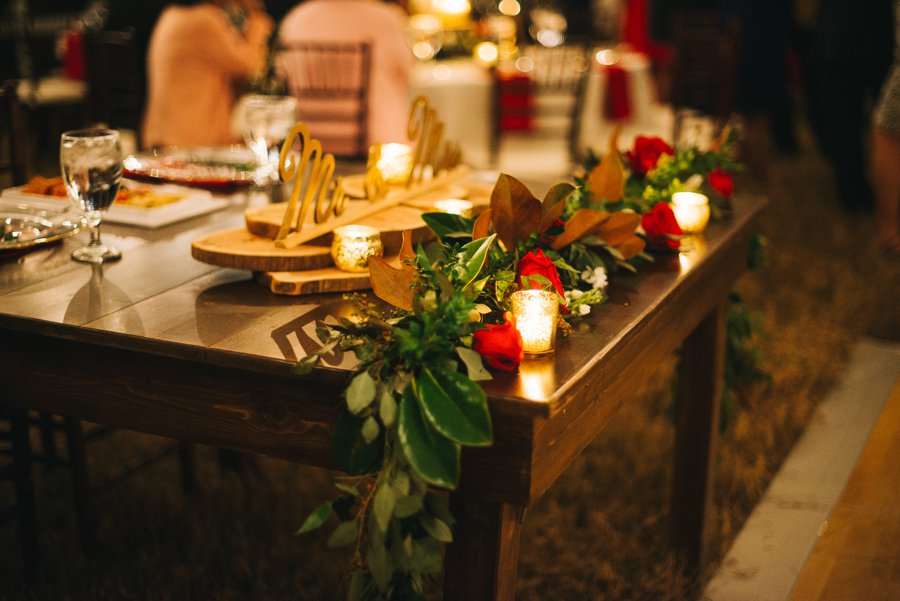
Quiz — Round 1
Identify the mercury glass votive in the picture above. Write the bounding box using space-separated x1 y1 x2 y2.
510 289 559 354
433 198 473 217
330 225 383 272
372 143 413 184
671 191 710 234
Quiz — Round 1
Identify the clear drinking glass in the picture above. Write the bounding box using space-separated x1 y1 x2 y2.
60 129 123 263
242 95 298 186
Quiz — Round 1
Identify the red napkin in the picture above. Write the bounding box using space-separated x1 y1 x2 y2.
602 64 631 121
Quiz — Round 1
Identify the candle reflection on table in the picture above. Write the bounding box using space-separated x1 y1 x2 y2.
433 198 473 217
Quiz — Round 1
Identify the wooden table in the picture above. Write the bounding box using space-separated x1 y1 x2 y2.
0 189 765 599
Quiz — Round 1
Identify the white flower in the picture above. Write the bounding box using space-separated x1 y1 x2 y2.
565 289 584 303
578 304 591 316
581 266 608 290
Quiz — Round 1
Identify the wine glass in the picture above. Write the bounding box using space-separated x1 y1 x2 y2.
242 95 298 187
60 128 123 264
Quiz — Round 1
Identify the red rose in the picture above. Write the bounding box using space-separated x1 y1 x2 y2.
472 312 523 371
641 202 683 250
707 167 734 197
518 249 567 311
627 136 674 175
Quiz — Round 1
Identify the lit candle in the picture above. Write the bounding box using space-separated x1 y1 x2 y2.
510 289 559 354
671 191 710 234
371 143 413 184
330 225 383 272
433 198 473 217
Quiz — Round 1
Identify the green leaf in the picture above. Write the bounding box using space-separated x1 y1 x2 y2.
391 470 410 497
346 371 377 415
361 416 380 444
347 568 366 601
326 520 358 547
334 482 360 497
416 367 492 446
425 492 455 526
366 539 394 592
291 354 319 375
398 384 460 488
419 514 453 542
421 212 475 242
394 494 424 518
455 346 493 382
379 388 397 427
295 502 332 534
410 537 443 574
332 408 382 475
456 234 496 290
373 485 396 533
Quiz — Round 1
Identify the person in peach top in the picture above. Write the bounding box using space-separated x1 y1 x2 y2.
278 0 412 153
142 0 273 149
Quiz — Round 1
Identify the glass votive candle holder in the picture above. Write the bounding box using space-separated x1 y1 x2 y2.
371 142 413 184
671 191 710 234
510 289 559 355
433 198 473 217
330 225 383 272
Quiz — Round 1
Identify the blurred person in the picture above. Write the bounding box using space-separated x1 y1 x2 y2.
278 0 412 150
872 0 900 256
142 0 273 149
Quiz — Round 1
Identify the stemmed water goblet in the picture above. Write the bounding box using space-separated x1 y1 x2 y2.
242 94 298 188
60 128 123 264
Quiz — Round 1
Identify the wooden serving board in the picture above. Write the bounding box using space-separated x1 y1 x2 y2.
257 255 403 296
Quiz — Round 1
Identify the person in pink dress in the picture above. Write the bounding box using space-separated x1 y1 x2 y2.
278 0 412 155
142 0 273 149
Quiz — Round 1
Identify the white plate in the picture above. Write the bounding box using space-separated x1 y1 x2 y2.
0 182 231 229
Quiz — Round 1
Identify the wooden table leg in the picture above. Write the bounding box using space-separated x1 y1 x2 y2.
671 300 727 574
10 410 38 582
443 494 524 601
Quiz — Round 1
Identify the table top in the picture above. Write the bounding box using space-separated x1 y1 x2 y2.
0 185 765 416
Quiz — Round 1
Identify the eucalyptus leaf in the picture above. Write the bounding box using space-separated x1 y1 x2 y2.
347 568 366 601
332 408 382 475
398 384 460 488
425 492 456 527
394 494 424 518
326 520 358 548
346 371 377 415
334 482 360 497
379 389 398 427
391 470 410 497
291 354 319 375
366 540 394 591
373 485 396 533
410 537 444 574
418 514 453 542
421 212 475 243
361 416 380 444
295 502 332 534
416 367 492 445
455 346 493 382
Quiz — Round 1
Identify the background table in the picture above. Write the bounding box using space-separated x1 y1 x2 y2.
0 186 765 598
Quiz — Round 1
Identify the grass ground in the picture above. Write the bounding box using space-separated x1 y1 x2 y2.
1 123 898 600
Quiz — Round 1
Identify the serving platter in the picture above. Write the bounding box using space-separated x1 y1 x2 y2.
0 205 82 256
122 147 256 190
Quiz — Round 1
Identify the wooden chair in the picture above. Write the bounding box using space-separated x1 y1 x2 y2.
669 10 741 145
0 409 38 582
276 41 372 159
84 28 143 147
0 80 27 189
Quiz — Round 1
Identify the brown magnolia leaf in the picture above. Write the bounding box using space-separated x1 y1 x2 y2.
613 235 646 260
594 212 642 247
551 208 610 250
540 183 574 231
587 128 625 202
490 173 541 249
472 208 492 240
398 229 415 272
369 256 415 312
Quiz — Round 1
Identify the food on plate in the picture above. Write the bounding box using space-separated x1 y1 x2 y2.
20 176 184 208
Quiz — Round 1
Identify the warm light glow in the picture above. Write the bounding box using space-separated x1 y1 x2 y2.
330 225 383 272
518 356 557 401
671 191 710 234
434 198 473 217
498 0 520 16
511 289 559 354
413 41 438 60
372 143 413 184
473 42 499 66
515 56 534 73
595 49 618 66
433 64 452 81
432 0 470 28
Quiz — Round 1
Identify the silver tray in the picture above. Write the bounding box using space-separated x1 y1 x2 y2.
0 205 83 251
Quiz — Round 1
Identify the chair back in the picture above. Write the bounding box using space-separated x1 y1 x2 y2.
276 41 372 159
84 29 143 142
0 80 27 188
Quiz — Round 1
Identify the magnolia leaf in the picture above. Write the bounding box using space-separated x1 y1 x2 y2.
490 173 541 249
472 208 492 240
393 494 424 518
540 183 574 230
332 408 382 475
361 415 380 444
421 212 474 243
398 384 460 488
366 539 394 591
418 514 453 543
456 234 496 290
588 128 625 202
379 388 397 427
608 233 646 260
455 346 493 382
326 520 358 548
415 367 492 446
295 502 332 534
369 256 415 311
551 208 610 249
373 484 396 533
346 371 376 415
595 211 642 245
